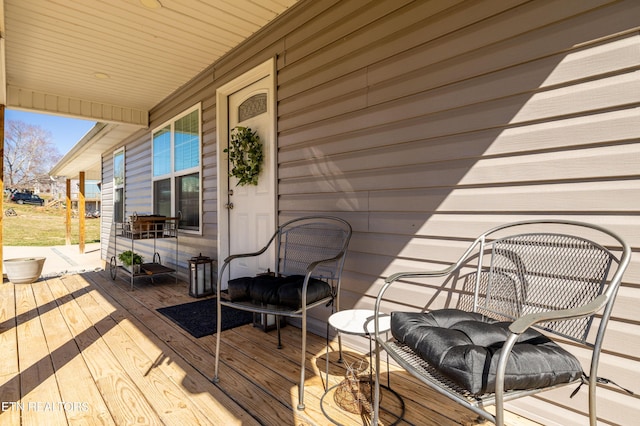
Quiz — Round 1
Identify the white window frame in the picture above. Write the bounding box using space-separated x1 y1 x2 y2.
113 147 125 224
151 103 203 234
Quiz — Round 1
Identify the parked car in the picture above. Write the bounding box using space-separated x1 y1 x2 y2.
10 192 44 206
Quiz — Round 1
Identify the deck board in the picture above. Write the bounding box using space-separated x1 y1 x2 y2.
14 283 68 425
0 271 541 425
0 281 20 425
65 273 257 426
31 279 114 425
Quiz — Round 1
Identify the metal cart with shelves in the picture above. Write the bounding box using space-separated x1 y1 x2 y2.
109 213 179 290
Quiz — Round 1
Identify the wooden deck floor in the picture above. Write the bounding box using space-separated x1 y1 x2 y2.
0 271 540 425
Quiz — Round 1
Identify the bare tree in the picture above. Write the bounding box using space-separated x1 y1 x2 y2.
4 119 62 189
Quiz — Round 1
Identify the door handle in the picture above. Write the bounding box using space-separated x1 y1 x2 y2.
225 203 234 209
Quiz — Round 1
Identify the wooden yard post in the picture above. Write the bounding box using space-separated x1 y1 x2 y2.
66 179 72 245
79 171 85 254
0 105 4 279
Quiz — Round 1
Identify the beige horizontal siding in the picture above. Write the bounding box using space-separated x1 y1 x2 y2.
277 106 639 166
274 1 640 424
278 143 639 186
367 181 640 212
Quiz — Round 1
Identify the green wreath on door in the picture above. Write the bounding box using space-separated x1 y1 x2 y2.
224 126 263 186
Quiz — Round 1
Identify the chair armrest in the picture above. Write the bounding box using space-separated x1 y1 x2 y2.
374 236 486 337
384 236 485 285
305 253 346 278
296 254 347 306
385 265 458 284
373 266 460 340
509 294 608 334
219 248 269 282
219 230 279 280
224 229 279 264
224 246 269 263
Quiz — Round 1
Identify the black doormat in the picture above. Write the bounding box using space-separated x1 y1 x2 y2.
157 298 253 338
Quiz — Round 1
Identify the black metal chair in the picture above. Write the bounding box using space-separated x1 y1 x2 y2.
214 216 352 410
373 220 631 425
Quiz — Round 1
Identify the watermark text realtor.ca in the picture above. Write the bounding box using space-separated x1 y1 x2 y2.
1 401 89 412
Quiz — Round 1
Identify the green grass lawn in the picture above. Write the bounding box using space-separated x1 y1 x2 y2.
3 202 100 246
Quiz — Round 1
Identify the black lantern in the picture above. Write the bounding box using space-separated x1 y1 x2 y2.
189 253 215 298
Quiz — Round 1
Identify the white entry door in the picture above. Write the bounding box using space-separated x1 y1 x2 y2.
217 59 277 287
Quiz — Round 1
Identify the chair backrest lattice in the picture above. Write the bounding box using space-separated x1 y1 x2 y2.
475 231 617 345
276 217 351 284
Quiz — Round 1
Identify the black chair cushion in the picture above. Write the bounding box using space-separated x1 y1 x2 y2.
391 309 583 395
227 274 332 309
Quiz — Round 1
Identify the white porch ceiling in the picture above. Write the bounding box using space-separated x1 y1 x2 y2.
2 0 298 178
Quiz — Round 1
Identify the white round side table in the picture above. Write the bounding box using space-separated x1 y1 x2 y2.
328 309 391 336
321 309 404 425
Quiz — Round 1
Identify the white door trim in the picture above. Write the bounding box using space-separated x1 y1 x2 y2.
216 58 277 287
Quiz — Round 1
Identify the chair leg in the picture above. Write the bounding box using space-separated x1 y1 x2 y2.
276 314 283 349
298 312 307 410
373 340 381 425
495 334 519 426
213 299 223 384
589 373 597 426
325 320 330 391
335 296 343 363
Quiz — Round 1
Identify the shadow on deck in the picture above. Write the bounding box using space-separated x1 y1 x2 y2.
0 271 539 425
